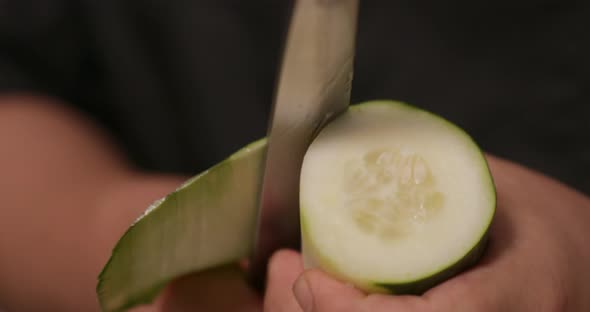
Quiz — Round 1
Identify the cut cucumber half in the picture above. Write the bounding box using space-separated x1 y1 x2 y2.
97 100 495 311
300 100 496 294
97 139 266 312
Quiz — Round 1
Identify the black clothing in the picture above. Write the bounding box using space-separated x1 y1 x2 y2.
1 0 589 194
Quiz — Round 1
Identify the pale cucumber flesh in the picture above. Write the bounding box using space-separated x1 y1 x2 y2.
300 100 496 294
97 100 495 311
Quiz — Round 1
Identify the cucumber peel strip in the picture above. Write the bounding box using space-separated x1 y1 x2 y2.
97 100 495 311
97 139 267 312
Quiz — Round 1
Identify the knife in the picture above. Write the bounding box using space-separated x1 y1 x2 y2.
247 0 360 291
96 1 360 310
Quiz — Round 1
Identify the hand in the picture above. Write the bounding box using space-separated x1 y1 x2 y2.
130 264 262 312
0 98 265 311
264 155 590 311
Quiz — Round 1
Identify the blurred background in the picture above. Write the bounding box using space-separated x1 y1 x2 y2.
0 0 589 311
1 0 588 193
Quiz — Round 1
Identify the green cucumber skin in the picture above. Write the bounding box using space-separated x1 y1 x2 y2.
301 209 493 295
301 100 497 295
369 100 496 295
363 100 496 295
374 230 491 295
97 100 496 311
97 139 267 312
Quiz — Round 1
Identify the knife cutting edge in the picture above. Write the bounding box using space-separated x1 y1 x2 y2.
247 0 360 291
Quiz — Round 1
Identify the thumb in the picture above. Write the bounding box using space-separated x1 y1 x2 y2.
292 269 364 312
293 269 429 312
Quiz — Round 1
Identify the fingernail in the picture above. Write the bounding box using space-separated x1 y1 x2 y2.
293 276 313 311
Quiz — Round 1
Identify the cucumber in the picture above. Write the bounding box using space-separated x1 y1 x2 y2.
97 100 495 311
300 100 496 294
97 139 266 312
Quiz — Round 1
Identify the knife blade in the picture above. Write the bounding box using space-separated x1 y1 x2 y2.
247 0 360 291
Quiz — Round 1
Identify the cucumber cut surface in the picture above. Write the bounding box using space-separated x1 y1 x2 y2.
97 139 266 312
300 100 495 294
98 100 496 311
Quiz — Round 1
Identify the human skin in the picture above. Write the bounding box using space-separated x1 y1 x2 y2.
0 95 267 312
3 95 589 312
0 95 186 311
263 155 590 312
137 124 590 312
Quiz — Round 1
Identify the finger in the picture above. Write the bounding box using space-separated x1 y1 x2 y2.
264 249 305 312
293 269 364 312
422 267 507 312
158 264 261 312
298 269 429 312
359 293 429 312
420 197 519 312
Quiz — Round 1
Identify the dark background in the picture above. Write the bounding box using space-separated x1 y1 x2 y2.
1 0 588 194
